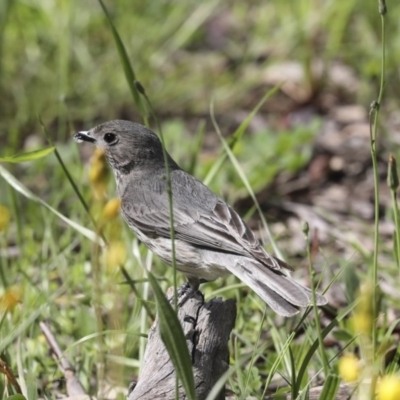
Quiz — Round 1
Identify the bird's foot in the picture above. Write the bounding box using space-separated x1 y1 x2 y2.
187 277 206 304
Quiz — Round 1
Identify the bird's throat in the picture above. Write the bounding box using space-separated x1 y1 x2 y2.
119 159 136 175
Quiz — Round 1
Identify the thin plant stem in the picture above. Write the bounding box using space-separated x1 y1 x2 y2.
92 239 105 399
369 0 386 361
387 154 400 273
304 223 329 376
390 189 400 272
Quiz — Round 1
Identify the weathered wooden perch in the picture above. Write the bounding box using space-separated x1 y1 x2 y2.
129 288 237 400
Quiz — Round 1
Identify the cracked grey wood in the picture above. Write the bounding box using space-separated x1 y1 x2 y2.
128 288 236 400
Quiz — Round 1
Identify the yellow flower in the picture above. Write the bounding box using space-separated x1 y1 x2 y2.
352 311 372 335
89 149 109 197
102 198 121 221
0 286 22 311
377 375 400 400
89 159 107 184
357 283 373 313
352 283 374 335
0 205 11 232
105 241 127 270
338 354 360 383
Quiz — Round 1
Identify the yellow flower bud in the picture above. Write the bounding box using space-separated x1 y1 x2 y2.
377 375 400 400
357 283 374 313
351 283 374 336
338 354 360 383
102 198 121 221
89 149 109 198
89 160 108 184
105 241 127 270
91 148 106 163
352 311 372 335
0 205 11 232
387 154 399 191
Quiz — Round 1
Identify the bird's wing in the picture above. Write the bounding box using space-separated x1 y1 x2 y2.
175 199 292 271
122 169 291 271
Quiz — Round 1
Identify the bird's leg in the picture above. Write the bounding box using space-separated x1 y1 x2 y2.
187 277 205 304
176 281 192 296
187 276 200 292
171 277 205 306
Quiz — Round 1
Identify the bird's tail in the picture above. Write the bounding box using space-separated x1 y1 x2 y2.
226 258 327 316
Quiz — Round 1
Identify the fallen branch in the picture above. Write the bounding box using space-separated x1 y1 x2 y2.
129 288 236 400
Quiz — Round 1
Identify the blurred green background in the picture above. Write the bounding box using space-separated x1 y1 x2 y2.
2 0 400 144
1 0 400 398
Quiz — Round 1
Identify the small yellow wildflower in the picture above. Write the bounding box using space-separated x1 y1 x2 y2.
0 286 22 311
357 283 374 312
89 148 108 197
352 283 373 335
105 241 127 270
377 375 400 400
0 205 11 232
102 198 121 221
352 311 372 335
338 354 360 383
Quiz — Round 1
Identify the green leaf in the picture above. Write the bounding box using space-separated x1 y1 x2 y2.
147 272 196 400
26 375 38 400
332 329 355 342
344 267 360 304
6 395 27 400
0 147 55 163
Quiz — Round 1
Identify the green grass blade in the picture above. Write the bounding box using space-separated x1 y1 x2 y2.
262 318 295 398
227 84 282 149
147 272 196 400
203 84 281 186
243 309 266 394
97 0 145 117
289 346 297 399
0 147 55 163
294 318 339 396
205 350 262 400
316 373 339 400
209 105 283 259
0 165 102 245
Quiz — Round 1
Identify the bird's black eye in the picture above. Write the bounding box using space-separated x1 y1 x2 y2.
103 133 118 145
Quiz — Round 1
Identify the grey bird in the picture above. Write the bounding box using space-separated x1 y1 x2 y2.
74 120 327 316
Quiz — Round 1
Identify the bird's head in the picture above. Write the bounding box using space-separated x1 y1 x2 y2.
74 120 175 174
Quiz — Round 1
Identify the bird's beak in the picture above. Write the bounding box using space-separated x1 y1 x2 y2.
74 131 96 144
